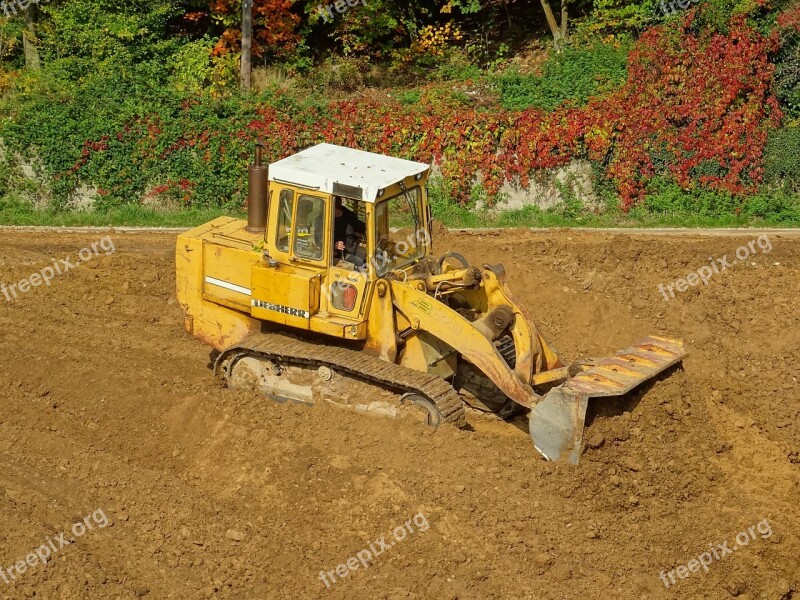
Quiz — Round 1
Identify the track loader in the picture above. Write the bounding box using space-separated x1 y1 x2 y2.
176 143 686 463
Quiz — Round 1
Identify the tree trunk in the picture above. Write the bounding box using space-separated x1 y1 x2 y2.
23 5 40 70
502 0 512 29
240 0 252 92
538 0 567 52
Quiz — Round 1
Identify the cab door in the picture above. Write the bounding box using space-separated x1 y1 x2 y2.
322 200 370 323
251 188 327 329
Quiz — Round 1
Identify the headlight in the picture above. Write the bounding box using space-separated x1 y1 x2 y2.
330 283 357 312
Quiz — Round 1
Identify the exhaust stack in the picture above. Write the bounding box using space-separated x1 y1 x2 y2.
246 142 269 233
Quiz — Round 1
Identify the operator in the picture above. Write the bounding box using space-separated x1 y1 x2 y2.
333 197 366 267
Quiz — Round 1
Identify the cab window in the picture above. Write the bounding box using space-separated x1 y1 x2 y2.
275 189 294 253
293 194 326 261
374 186 426 276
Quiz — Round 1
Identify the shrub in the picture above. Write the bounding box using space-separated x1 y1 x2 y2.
397 90 421 105
643 179 740 216
577 0 660 35
308 57 368 93
169 38 215 94
495 41 632 111
742 188 800 222
763 126 800 191
774 25 800 119
431 49 484 81
580 15 782 206
38 0 183 80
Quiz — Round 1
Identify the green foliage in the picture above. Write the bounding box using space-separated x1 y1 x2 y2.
0 17 23 66
577 0 660 34
426 177 481 227
397 89 421 104
2 73 158 205
687 0 769 33
431 49 483 81
495 41 632 111
0 154 48 205
764 127 800 192
0 194 241 226
0 70 263 210
550 179 588 220
741 188 800 222
37 0 184 81
0 193 34 221
448 0 482 15
643 178 741 216
307 57 370 92
169 38 215 94
0 157 12 198
641 177 800 223
210 50 241 96
774 34 800 120
305 0 403 58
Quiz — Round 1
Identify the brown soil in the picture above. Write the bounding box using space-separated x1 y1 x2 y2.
0 228 798 600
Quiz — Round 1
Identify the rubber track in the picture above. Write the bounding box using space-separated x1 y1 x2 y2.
214 332 466 428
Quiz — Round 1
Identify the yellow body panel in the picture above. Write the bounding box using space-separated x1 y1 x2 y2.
251 264 321 329
176 218 263 350
363 281 397 361
310 316 367 340
177 216 368 347
399 333 457 379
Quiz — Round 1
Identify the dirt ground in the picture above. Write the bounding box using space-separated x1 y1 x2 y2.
0 227 797 600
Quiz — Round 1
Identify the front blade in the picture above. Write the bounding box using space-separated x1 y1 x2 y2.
529 387 589 464
566 336 687 397
529 336 687 464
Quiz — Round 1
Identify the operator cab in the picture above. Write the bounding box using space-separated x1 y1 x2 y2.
263 144 433 326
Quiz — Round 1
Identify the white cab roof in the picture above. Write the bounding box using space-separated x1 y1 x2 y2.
268 143 429 203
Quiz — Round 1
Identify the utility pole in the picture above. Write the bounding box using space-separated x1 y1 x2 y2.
240 0 252 91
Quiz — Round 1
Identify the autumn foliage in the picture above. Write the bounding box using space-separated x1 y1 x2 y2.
209 0 300 57
241 13 782 208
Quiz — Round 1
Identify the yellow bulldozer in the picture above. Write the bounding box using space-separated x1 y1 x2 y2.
176 143 686 463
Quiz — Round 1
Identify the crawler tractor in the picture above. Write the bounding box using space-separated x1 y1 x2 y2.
176 143 686 462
